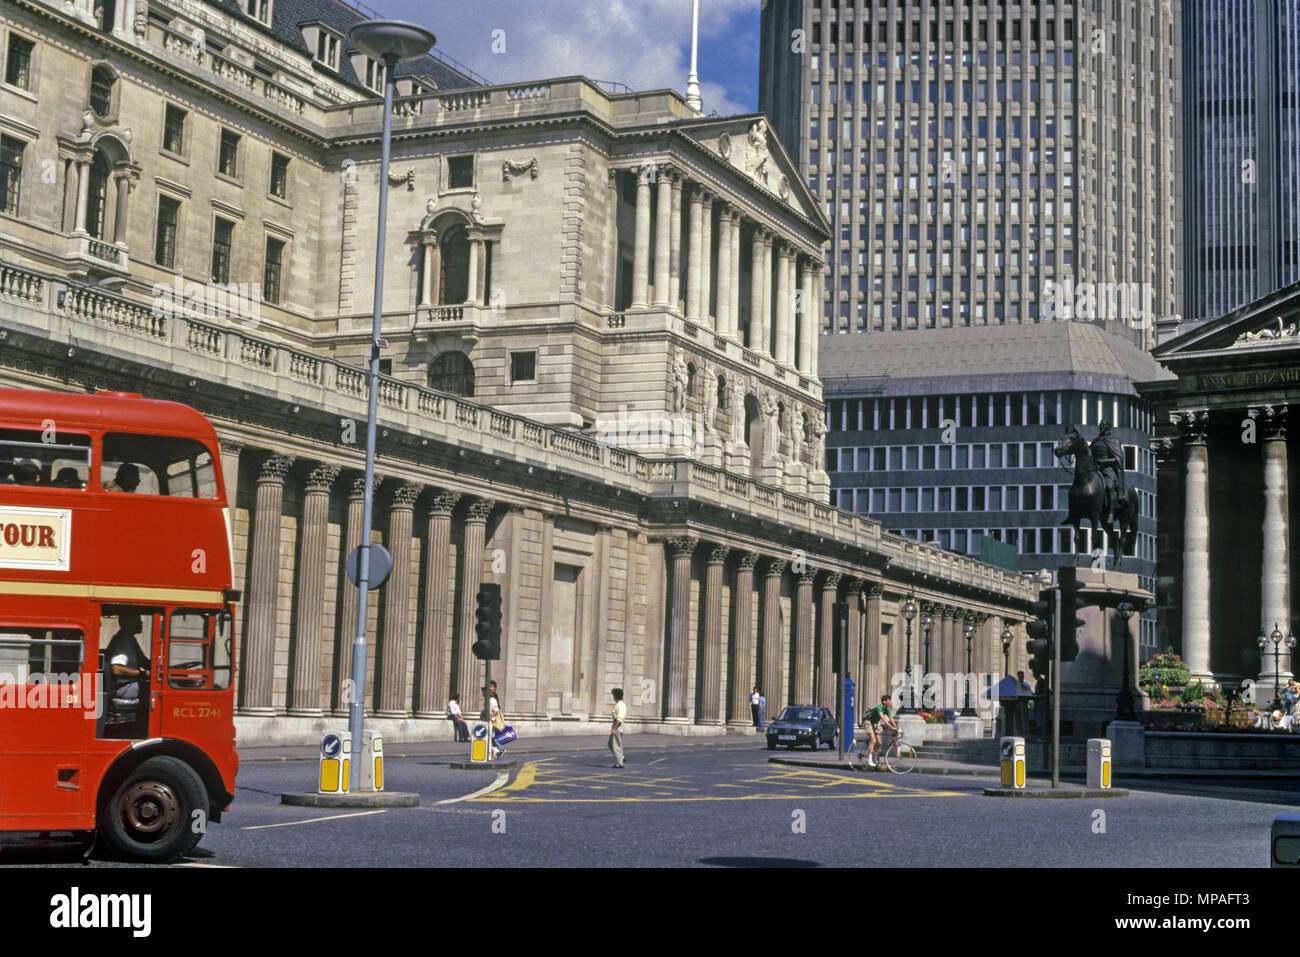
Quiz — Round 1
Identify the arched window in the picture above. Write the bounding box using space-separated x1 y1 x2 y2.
439 224 469 305
86 151 110 240
427 351 474 397
89 65 115 117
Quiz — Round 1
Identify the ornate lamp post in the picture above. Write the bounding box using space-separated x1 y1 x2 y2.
1001 624 1013 679
921 607 934 697
961 615 976 715
899 597 918 713
1116 601 1136 720
1259 623 1288 707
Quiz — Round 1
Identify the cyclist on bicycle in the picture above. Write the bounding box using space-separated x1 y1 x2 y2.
866 694 898 768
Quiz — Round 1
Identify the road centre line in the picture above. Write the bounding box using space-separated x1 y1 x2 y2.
242 809 389 830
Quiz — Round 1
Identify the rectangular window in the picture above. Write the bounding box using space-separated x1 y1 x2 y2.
269 152 289 199
154 195 180 268
1023 486 1038 510
218 129 240 178
163 104 186 156
448 155 474 189
102 433 218 498
315 31 339 70
246 0 271 25
364 58 386 93
4 34 34 90
510 351 537 382
211 217 234 284
0 134 24 215
0 627 84 685
167 610 231 691
263 236 285 304
0 426 91 488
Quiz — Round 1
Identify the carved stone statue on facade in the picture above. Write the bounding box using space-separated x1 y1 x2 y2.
810 416 828 469
731 381 748 444
701 363 718 433
671 350 689 413
763 393 781 457
789 409 805 464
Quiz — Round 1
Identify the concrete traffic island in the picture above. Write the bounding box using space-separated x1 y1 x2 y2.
281 791 421 807
982 786 1129 798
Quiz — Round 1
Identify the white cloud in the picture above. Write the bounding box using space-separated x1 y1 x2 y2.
380 0 760 116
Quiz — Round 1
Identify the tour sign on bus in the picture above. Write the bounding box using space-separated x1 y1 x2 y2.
0 506 71 570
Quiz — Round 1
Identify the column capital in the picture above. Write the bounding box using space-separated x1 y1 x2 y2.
666 535 697 557
301 462 341 493
820 571 842 591
256 453 293 484
464 498 496 523
346 473 383 501
218 438 244 456
1171 408 1209 442
797 568 816 586
1248 404 1288 439
764 556 787 578
737 550 760 571
707 543 730 566
844 576 865 596
942 605 960 620
389 481 424 509
866 581 885 599
1151 435 1179 467
700 192 714 210
428 489 462 515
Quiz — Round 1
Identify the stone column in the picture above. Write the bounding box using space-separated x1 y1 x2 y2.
1253 406 1290 675
242 453 291 714
416 491 460 715
760 233 773 355
466 238 480 305
421 238 438 307
798 258 815 372
715 206 733 336
1174 409 1213 680
218 439 242 509
793 569 815 705
686 187 703 320
700 196 714 325
761 558 786 717
632 173 652 307
665 536 697 719
73 158 90 233
377 482 421 716
775 245 792 366
335 474 378 713
817 572 841 708
455 498 495 705
728 212 741 332
653 170 673 306
668 174 683 310
940 606 959 708
699 544 729 723
749 229 766 352
112 173 130 244
290 463 338 715
606 169 620 309
863 583 884 711
844 578 864 689
728 552 759 725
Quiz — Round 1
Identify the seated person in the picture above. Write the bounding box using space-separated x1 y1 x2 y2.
104 463 141 493
52 467 84 489
105 613 148 729
11 461 40 485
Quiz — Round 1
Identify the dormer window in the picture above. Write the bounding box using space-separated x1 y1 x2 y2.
363 57 385 93
315 31 339 70
245 0 271 26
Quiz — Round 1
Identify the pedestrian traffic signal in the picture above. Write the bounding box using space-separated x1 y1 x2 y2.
472 582 501 660
1057 566 1087 663
1026 587 1054 681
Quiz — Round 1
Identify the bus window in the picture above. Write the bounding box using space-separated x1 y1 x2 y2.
98 610 157 738
102 433 216 498
0 428 91 488
0 627 83 684
168 610 231 690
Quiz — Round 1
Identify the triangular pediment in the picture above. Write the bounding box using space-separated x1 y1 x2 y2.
1154 278 1300 362
682 115 827 232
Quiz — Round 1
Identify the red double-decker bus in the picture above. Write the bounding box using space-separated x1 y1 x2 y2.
0 388 239 861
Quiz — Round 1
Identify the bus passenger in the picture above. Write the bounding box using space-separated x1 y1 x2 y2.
52 467 83 489
11 461 40 485
104 463 141 493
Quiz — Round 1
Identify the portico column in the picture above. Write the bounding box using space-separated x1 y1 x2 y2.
1253 406 1291 680
1174 409 1213 680
686 187 703 320
606 170 620 309
632 173 652 307
759 233 773 355
817 572 841 708
728 212 741 333
941 607 959 708
665 536 697 719
699 544 729 723
793 569 815 705
243 453 292 714
775 245 792 366
797 257 815 372
416 491 460 715
421 238 438 306
668 174 683 311
290 463 339 715
73 158 90 233
217 439 242 510
761 558 786 717
455 499 495 705
749 229 766 352
728 552 759 725
699 196 714 325
653 169 673 306
715 206 733 336
844 578 864 691
378 482 421 716
112 173 130 244
863 583 884 711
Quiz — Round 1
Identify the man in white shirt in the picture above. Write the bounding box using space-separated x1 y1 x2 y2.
447 692 469 742
751 686 761 728
609 688 628 768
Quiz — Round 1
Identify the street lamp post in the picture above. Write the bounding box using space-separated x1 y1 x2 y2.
1116 601 1135 720
962 616 976 716
344 19 436 793
900 598 918 713
1258 622 1290 708
920 609 933 705
1000 624 1013 736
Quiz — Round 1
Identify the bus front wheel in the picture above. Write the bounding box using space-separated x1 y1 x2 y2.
100 756 207 863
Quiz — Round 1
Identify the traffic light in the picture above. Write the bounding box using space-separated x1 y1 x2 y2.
1057 566 1087 663
472 582 502 660
1025 587 1054 681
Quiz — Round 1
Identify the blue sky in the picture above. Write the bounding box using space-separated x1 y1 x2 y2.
369 0 763 116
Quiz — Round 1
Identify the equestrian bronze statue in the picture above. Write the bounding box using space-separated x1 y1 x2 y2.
1053 422 1138 570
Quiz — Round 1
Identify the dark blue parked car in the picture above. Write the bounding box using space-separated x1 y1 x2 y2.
765 705 837 750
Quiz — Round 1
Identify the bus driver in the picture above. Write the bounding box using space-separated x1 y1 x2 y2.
106 613 148 730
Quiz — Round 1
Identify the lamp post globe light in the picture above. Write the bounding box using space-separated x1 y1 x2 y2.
1116 601 1135 720
962 616 976 716
343 18 436 793
900 598 918 713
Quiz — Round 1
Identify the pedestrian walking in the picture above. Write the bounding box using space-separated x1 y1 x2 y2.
447 692 469 743
484 685 508 758
750 686 762 728
609 688 627 768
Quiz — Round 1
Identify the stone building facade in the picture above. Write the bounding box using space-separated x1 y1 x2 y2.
0 0 1035 744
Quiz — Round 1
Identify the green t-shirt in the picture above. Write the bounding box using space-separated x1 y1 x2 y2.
868 704 892 726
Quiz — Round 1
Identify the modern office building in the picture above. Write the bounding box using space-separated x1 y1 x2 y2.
821 321 1169 660
760 0 1181 341
1181 0 1300 325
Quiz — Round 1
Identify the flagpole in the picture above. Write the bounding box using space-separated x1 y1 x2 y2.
685 0 702 112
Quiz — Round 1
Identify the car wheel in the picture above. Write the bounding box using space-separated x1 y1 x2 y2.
766 740 775 750
809 735 818 751
99 756 207 863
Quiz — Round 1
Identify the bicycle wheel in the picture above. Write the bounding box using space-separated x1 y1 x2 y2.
849 744 872 772
886 743 917 775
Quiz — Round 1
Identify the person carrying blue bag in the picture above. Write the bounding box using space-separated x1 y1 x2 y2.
485 685 516 758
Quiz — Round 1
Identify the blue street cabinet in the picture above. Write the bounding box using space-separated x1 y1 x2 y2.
841 675 855 747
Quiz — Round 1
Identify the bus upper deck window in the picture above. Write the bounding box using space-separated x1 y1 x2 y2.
0 428 91 489
102 433 218 498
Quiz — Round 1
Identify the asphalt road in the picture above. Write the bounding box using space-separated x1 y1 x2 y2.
2 741 1293 868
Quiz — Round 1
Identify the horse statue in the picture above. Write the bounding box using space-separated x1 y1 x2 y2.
1053 423 1138 570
